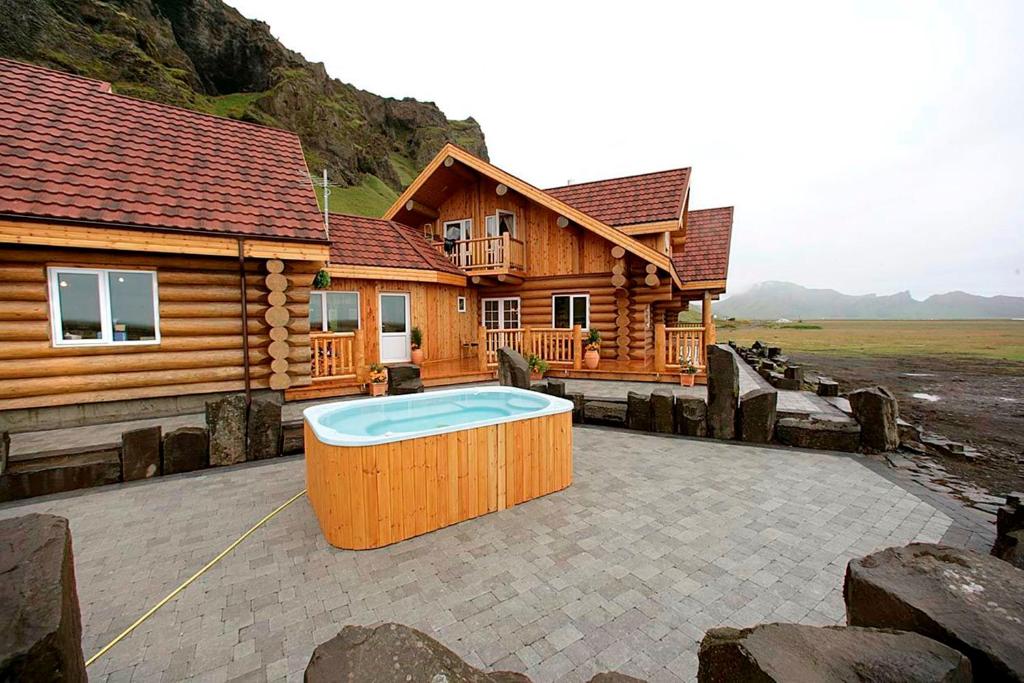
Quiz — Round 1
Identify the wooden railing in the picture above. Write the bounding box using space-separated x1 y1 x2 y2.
437 234 526 272
480 325 582 370
654 323 706 372
310 329 364 381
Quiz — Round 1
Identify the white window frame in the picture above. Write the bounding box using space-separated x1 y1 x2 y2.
457 296 467 313
309 290 360 332
443 218 472 241
551 293 590 330
485 210 516 238
47 266 161 347
481 296 521 329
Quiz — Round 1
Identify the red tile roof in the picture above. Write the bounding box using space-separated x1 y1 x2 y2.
545 168 690 227
0 58 326 242
673 207 734 283
328 213 464 275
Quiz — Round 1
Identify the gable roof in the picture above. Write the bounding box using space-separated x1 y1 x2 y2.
384 144 681 286
0 58 326 242
545 168 690 227
673 207 734 284
328 213 464 276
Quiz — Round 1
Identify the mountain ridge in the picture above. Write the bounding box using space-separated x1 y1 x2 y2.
715 281 1024 320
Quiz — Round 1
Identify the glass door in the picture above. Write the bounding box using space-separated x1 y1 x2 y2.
379 293 410 363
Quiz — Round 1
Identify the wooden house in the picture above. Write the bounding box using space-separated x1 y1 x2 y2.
0 58 733 425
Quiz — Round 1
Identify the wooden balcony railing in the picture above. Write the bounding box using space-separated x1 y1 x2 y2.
479 325 583 370
437 234 526 272
654 323 706 372
310 329 365 381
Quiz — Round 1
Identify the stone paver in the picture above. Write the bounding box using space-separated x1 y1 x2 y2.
0 427 956 682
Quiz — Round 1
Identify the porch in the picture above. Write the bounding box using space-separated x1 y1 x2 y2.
434 234 527 282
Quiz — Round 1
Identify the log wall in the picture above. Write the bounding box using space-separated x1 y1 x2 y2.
0 245 319 411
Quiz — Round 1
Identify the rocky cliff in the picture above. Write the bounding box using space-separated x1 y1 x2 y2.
0 0 487 213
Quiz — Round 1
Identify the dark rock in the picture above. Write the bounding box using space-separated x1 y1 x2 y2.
767 346 783 358
675 397 708 437
247 398 282 460
993 497 1024 569
530 381 549 394
750 340 765 354
848 386 900 452
705 345 738 439
737 389 777 444
0 514 87 682
496 347 530 389
784 365 804 382
0 448 121 503
584 399 627 427
775 415 861 452
698 623 970 683
650 389 675 434
994 531 1024 569
304 623 529 683
845 543 1024 681
386 363 423 395
626 391 652 431
1 430 9 475
898 418 926 452
920 433 967 459
769 374 801 391
546 378 566 398
817 377 839 397
282 421 304 455
206 394 247 466
589 674 646 683
162 427 208 474
566 392 585 424
121 426 161 481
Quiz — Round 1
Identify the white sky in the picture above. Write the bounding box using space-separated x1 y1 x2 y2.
231 0 1024 298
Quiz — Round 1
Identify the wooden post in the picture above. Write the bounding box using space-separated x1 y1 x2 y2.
354 328 366 383
572 324 582 370
502 232 511 269
702 291 714 345
522 327 533 358
654 323 666 373
477 325 488 371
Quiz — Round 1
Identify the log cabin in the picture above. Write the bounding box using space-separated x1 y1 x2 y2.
0 58 733 426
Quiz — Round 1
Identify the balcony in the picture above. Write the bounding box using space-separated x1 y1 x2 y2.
436 234 526 278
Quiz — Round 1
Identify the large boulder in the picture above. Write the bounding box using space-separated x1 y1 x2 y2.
845 543 1024 681
566 392 585 424
496 347 530 389
387 363 424 395
0 514 87 682
304 623 529 683
848 386 900 452
993 494 1024 569
737 389 777 444
650 389 676 434
775 415 861 452
698 623 970 683
675 397 708 437
0 449 121 503
626 391 652 431
1 430 9 475
162 428 208 475
546 378 566 398
206 394 248 466
584 399 627 427
705 345 738 439
247 397 282 460
121 425 161 481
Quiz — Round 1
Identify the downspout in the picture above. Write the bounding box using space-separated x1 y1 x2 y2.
238 238 252 405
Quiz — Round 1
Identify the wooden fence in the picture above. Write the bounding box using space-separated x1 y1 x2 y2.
654 323 706 372
310 329 364 381
481 325 582 369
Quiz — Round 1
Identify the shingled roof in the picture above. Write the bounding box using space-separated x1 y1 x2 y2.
328 213 464 275
0 58 326 242
673 207 734 283
545 168 690 227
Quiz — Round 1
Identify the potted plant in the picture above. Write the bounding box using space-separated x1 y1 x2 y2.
583 328 601 369
410 326 424 365
680 359 697 387
312 268 331 290
527 354 549 381
368 363 388 396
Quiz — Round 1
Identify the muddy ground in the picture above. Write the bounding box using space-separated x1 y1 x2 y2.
790 352 1024 496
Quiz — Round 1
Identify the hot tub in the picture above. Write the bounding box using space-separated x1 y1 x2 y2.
303 387 574 549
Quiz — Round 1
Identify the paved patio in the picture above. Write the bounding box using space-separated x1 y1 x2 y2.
0 426 980 683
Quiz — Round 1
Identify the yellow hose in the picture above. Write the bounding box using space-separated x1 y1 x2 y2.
85 489 307 667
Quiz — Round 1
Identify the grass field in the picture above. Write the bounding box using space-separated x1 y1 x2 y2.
718 319 1024 362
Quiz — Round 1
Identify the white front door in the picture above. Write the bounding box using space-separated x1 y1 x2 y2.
379 293 411 363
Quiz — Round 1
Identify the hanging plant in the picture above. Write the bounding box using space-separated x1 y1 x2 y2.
312 268 331 290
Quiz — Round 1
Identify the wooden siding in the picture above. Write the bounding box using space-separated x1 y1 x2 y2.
0 245 318 410
304 410 572 549
324 277 478 366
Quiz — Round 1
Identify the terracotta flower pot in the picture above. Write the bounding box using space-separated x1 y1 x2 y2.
680 373 695 387
411 348 424 365
530 370 543 381
584 349 600 369
369 382 387 396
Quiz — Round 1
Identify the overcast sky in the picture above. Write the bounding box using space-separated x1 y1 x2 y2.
232 0 1023 298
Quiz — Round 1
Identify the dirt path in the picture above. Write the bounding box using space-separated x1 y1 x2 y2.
789 352 1024 496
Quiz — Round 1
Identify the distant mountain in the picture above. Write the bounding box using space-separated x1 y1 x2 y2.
714 282 1024 320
